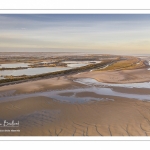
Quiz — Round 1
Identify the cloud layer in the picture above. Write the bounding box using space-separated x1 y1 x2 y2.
0 14 150 54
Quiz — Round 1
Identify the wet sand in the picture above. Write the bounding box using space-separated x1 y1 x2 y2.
112 87 150 95
70 68 150 84
0 68 150 136
0 95 150 136
0 76 85 95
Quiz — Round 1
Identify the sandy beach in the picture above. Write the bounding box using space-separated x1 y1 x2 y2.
0 68 150 136
70 68 150 84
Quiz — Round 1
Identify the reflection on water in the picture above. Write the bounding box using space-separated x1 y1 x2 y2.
74 78 150 89
0 61 98 79
1 85 150 103
62 61 101 68
0 63 30 68
62 61 101 64
0 67 71 76
67 63 87 68
0 76 5 80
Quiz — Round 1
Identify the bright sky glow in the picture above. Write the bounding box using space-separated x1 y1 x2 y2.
0 14 150 54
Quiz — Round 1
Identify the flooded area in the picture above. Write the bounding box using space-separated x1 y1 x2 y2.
0 63 30 68
63 61 101 64
66 63 87 68
1 84 150 104
0 61 102 79
62 61 101 68
74 78 150 89
0 76 5 80
0 67 71 77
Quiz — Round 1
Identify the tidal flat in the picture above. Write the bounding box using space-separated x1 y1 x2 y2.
0 52 150 136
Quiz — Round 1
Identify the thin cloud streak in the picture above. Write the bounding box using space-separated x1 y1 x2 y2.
0 14 150 54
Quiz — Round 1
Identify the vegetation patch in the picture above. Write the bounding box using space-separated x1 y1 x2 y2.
97 57 146 71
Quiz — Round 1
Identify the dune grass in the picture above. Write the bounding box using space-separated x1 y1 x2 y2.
97 57 146 71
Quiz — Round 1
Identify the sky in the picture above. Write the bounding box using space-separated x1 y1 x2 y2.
0 14 150 54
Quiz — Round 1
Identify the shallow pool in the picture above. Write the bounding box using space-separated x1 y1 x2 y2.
74 78 150 89
0 85 150 103
0 63 30 68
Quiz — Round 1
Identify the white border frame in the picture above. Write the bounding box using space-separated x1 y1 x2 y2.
0 9 150 141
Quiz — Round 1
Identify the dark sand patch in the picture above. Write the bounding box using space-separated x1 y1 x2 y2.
59 92 74 96
112 87 150 95
75 92 114 101
76 92 101 98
